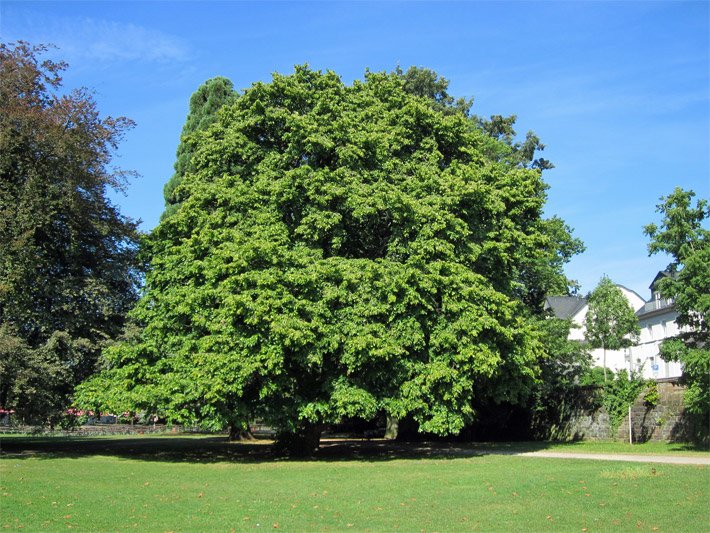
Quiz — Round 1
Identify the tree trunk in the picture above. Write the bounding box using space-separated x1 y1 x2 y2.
275 422 322 456
228 423 256 442
384 416 399 440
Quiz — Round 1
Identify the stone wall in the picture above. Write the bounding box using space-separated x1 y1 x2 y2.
619 379 688 442
0 424 174 436
567 410 612 441
567 379 705 443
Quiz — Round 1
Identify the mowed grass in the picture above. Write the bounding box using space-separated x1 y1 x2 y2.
1 435 708 532
541 439 709 456
473 439 710 456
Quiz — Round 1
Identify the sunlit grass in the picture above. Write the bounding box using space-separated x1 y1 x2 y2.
1 435 708 531
541 439 709 455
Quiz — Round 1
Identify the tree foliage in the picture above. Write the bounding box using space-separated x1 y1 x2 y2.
0 42 140 423
644 188 709 420
394 66 472 116
78 66 580 452
395 67 582 310
601 369 648 437
529 317 591 439
585 276 640 352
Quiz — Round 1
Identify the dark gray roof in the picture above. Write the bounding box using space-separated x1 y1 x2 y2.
650 270 673 291
636 297 676 318
544 296 588 319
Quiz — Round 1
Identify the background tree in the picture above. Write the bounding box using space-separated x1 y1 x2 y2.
584 276 640 381
0 42 140 424
644 187 709 424
394 66 472 116
162 76 236 218
529 317 591 439
78 66 580 453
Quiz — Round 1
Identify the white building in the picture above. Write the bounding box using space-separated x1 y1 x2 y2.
629 272 683 379
544 273 682 380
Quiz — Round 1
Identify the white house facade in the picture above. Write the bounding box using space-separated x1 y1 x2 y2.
628 272 683 379
544 273 683 380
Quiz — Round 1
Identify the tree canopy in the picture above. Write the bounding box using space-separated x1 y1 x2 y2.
644 187 709 420
529 315 591 439
0 42 140 424
77 66 581 452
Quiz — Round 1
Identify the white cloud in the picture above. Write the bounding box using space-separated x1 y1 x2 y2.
460 54 708 122
3 9 190 64
71 18 190 63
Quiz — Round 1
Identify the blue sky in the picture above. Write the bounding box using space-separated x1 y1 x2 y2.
2 1 708 299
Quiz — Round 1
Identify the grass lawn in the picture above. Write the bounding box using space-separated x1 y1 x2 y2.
465 439 710 456
1 435 708 531
539 439 709 456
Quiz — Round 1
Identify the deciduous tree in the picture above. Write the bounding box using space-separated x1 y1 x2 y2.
644 188 709 423
0 42 140 424
584 276 640 381
78 66 579 453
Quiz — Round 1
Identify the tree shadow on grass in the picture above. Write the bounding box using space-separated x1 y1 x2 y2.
0 434 554 464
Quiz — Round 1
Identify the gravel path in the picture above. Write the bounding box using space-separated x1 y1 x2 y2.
515 451 710 465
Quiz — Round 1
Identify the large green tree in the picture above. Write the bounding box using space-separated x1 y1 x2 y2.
584 276 641 381
77 66 579 453
0 42 140 424
644 187 709 422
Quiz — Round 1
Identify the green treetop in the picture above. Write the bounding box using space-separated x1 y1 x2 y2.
162 76 236 218
584 276 640 380
394 65 472 116
644 187 709 421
